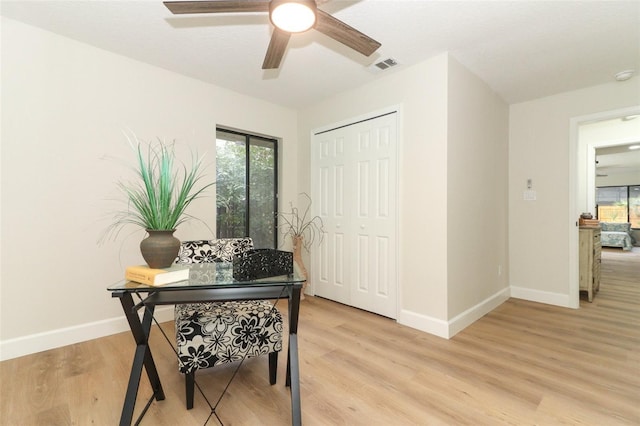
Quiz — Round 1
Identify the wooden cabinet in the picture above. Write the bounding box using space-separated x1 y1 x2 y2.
579 227 601 302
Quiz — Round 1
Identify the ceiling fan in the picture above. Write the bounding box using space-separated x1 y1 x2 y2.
163 0 382 69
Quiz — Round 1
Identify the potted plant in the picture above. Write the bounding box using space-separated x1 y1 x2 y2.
278 193 324 298
102 135 214 268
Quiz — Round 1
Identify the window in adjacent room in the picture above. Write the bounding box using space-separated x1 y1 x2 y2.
216 128 278 248
596 185 640 228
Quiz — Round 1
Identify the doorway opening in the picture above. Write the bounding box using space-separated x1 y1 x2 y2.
570 106 640 307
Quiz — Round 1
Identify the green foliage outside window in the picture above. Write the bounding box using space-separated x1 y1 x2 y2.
216 139 247 238
216 130 277 248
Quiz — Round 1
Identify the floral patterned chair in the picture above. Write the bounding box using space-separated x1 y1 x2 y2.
174 238 283 409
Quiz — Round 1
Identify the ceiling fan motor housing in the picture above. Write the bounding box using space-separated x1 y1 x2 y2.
269 0 318 33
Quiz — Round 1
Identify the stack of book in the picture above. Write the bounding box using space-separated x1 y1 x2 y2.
125 264 189 286
579 218 600 227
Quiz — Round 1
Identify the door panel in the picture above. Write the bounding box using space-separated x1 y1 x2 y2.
315 134 349 303
376 236 390 296
312 112 397 318
356 234 369 292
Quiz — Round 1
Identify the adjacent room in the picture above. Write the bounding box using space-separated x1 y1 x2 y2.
576 115 640 302
1 1 639 425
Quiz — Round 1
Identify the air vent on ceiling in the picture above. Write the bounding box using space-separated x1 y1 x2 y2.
374 58 398 70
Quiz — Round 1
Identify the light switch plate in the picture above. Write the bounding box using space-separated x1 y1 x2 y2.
524 190 536 201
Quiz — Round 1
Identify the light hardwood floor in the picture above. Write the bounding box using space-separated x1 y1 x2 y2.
2 248 639 425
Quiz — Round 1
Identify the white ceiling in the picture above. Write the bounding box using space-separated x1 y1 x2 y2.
591 116 640 176
1 0 639 109
596 144 640 176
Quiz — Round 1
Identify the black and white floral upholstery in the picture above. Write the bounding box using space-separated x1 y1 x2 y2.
174 238 284 409
177 238 254 263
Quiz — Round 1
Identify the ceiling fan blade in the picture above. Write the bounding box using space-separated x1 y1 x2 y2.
164 1 269 14
314 9 381 57
263 28 291 69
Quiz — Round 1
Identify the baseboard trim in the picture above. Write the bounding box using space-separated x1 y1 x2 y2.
510 285 573 308
397 309 450 338
447 287 510 338
2 286 568 361
0 306 175 361
398 287 510 339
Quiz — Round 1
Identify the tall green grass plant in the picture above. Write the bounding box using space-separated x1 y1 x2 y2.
102 136 214 241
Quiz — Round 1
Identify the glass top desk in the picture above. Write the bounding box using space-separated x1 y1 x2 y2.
108 262 305 426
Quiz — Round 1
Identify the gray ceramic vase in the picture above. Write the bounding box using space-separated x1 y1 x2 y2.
140 229 180 268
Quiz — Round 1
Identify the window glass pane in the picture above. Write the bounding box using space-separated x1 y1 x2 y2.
216 131 247 238
596 186 628 223
215 129 278 247
249 137 276 248
630 185 640 228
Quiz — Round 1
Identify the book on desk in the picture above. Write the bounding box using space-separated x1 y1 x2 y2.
125 264 189 286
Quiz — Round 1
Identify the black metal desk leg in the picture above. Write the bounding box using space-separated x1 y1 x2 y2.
116 292 165 426
139 302 166 401
286 285 302 426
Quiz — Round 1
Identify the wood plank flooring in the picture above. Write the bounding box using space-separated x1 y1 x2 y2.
1 248 638 425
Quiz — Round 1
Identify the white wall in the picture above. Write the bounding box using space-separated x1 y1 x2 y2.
509 79 640 307
596 171 640 187
298 54 450 335
446 56 509 331
298 53 509 337
0 18 298 360
581 114 640 146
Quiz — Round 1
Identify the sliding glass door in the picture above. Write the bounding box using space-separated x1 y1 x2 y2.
216 129 278 248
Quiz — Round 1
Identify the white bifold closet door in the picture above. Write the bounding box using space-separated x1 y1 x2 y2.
311 112 398 319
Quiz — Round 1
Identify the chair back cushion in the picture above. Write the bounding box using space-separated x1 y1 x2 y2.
177 238 253 264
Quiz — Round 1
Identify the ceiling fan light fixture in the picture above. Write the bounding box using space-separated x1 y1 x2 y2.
270 0 317 33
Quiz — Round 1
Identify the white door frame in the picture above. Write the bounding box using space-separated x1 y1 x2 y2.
569 105 640 308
